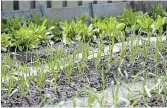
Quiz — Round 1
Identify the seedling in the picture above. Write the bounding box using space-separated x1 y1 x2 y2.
112 83 119 108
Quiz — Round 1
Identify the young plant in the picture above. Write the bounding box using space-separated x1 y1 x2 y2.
82 43 90 62
12 26 40 51
151 16 167 35
1 33 11 52
142 40 149 60
154 37 162 62
95 38 103 71
118 9 141 34
2 15 26 34
137 14 154 36
77 63 83 80
7 78 15 99
112 83 119 108
142 73 148 105
101 67 105 91
150 2 167 20
118 9 139 26
119 35 126 64
108 34 115 66
66 56 74 82
20 68 30 97
37 68 45 89
129 36 140 64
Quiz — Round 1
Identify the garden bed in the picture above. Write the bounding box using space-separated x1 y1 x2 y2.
1 5 167 107
1 38 167 107
58 79 167 107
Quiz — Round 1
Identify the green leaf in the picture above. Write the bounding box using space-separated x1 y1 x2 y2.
116 23 125 31
42 19 48 27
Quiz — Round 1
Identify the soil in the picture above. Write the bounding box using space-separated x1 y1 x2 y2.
130 94 167 107
1 43 167 107
1 41 80 63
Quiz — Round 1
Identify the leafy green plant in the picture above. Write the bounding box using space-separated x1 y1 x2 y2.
32 19 54 44
73 14 88 24
2 19 56 51
59 19 96 44
11 24 40 51
59 20 74 44
137 13 154 34
2 15 26 34
151 16 167 34
28 12 48 26
1 33 11 52
118 9 139 26
150 2 167 20
94 16 125 41
118 9 143 34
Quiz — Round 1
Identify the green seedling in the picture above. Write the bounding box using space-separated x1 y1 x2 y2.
129 98 140 107
154 37 163 62
129 36 140 65
82 43 90 62
87 93 97 107
37 68 45 89
95 39 103 71
119 32 127 65
120 43 126 64
66 56 74 82
112 83 119 108
2 53 11 77
142 73 148 105
77 63 83 80
142 40 149 62
8 78 15 99
20 74 29 97
101 67 105 91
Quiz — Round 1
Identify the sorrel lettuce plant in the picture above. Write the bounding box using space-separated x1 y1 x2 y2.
2 19 56 51
11 24 40 51
94 16 125 41
28 12 49 26
118 9 139 26
73 14 88 24
150 2 167 20
118 9 142 34
1 33 11 52
2 9 167 53
60 19 96 44
137 13 154 34
31 19 54 44
2 15 26 34
151 16 167 34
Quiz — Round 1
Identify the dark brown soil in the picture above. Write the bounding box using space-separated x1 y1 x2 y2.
1 41 80 63
1 44 167 107
130 94 167 107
